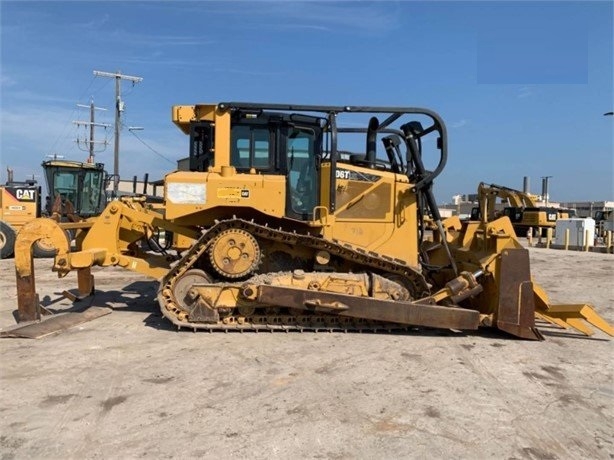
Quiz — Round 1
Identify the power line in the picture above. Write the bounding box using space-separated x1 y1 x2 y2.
46 74 100 157
127 127 176 165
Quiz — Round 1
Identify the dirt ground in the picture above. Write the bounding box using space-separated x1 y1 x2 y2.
0 246 612 460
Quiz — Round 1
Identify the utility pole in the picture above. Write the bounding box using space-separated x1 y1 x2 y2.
93 70 143 194
73 99 110 163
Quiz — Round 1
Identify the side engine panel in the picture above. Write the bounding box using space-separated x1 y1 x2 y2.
164 170 287 222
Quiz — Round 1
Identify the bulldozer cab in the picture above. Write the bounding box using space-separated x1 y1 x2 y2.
230 111 323 220
188 110 323 221
42 160 108 218
177 103 446 224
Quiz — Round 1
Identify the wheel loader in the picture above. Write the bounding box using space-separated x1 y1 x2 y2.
8 102 613 339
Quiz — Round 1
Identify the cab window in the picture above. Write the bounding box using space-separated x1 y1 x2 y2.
231 124 272 170
189 122 214 172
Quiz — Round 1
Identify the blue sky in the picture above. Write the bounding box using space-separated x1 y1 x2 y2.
1 1 612 203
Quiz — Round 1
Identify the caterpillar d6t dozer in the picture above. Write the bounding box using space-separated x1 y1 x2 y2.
9 103 613 340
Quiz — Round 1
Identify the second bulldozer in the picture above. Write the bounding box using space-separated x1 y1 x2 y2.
11 102 613 340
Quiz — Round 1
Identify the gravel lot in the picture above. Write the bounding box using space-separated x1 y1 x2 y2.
0 246 612 460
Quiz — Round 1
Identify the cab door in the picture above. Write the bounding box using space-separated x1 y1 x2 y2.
282 124 321 221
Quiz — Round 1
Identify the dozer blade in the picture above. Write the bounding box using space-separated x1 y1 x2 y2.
494 249 613 339
496 248 543 340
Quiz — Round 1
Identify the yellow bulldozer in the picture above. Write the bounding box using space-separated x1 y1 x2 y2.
8 102 613 340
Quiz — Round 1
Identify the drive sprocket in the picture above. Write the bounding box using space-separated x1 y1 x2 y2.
208 228 261 279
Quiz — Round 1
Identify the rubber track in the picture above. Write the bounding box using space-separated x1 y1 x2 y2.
157 218 430 332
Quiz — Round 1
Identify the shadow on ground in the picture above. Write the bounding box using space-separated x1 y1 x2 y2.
10 280 606 340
